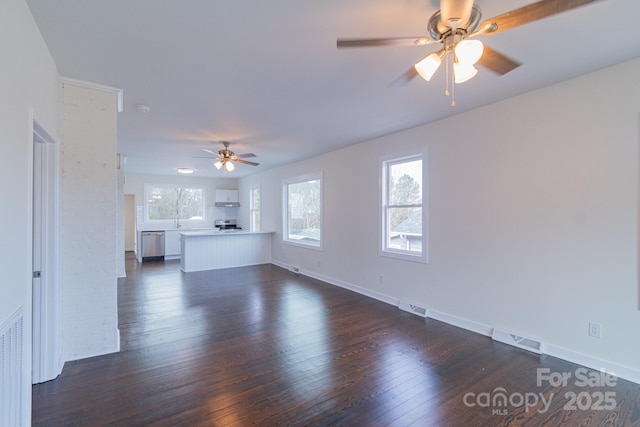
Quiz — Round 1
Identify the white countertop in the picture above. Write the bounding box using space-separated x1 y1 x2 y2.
180 230 274 237
139 227 218 232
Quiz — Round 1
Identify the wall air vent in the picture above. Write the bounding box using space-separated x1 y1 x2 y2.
398 301 428 318
492 329 542 354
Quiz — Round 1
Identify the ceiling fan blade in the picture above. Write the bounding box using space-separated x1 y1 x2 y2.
234 159 260 166
337 37 433 48
193 156 218 159
481 0 601 35
476 45 521 75
233 153 257 159
202 148 217 155
388 65 420 88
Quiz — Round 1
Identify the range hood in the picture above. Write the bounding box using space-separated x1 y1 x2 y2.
215 201 240 207
215 189 240 207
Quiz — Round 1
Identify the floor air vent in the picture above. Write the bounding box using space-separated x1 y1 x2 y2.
1 308 25 427
492 329 541 354
398 301 428 318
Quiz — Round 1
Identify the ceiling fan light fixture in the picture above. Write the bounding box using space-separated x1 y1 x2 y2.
415 51 444 81
453 62 478 83
225 161 235 172
214 160 223 170
455 39 484 65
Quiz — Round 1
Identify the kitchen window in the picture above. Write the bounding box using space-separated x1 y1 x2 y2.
380 153 427 263
283 172 322 249
144 184 205 224
250 186 261 232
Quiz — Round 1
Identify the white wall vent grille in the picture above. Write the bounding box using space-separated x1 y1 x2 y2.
1 308 24 427
398 301 428 318
492 328 542 354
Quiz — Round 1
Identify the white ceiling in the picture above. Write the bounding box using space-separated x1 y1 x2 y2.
26 0 640 178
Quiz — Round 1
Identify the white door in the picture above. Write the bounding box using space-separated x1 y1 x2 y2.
32 119 62 383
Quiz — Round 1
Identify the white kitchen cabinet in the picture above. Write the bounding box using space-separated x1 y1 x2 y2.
216 189 238 203
215 189 239 207
164 230 182 258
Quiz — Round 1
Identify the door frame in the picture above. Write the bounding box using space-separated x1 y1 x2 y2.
31 115 63 383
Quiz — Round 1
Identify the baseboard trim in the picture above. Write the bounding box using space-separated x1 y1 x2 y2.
57 348 65 378
271 260 398 306
270 261 640 385
543 343 640 385
427 309 493 337
65 329 121 362
66 346 120 363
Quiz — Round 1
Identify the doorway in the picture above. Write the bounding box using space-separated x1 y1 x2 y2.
124 194 136 253
32 119 62 383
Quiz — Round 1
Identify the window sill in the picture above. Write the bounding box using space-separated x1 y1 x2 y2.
283 240 323 251
379 249 428 264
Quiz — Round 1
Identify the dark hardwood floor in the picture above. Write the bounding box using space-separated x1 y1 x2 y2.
32 253 640 426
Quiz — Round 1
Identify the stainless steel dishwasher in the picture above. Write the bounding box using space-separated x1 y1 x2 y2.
141 231 165 261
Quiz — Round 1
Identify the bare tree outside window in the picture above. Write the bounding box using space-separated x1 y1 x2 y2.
146 185 204 223
389 172 421 231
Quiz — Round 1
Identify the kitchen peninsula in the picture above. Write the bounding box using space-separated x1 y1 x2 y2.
180 230 274 272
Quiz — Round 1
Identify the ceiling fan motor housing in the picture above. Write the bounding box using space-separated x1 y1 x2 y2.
428 4 482 40
440 0 475 28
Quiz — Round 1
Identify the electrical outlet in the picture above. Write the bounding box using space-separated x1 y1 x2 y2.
589 322 602 339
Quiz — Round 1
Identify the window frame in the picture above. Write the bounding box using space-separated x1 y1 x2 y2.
379 152 428 263
250 185 261 232
282 171 323 250
143 183 207 225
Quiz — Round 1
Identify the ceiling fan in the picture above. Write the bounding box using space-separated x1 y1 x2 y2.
197 141 259 172
337 0 600 106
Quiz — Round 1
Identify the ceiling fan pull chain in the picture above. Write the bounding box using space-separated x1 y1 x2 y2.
444 52 455 106
451 74 456 107
445 52 451 97
447 52 456 107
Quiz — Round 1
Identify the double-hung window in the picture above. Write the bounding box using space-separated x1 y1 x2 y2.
250 186 261 232
381 154 427 262
283 172 322 249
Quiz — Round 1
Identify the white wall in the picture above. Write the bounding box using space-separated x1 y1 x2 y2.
124 173 240 231
60 81 120 360
240 57 640 381
0 0 60 423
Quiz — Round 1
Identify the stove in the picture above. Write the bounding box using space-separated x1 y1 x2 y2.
215 219 242 231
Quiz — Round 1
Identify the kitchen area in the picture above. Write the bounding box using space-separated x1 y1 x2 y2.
140 219 243 262
124 173 272 272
